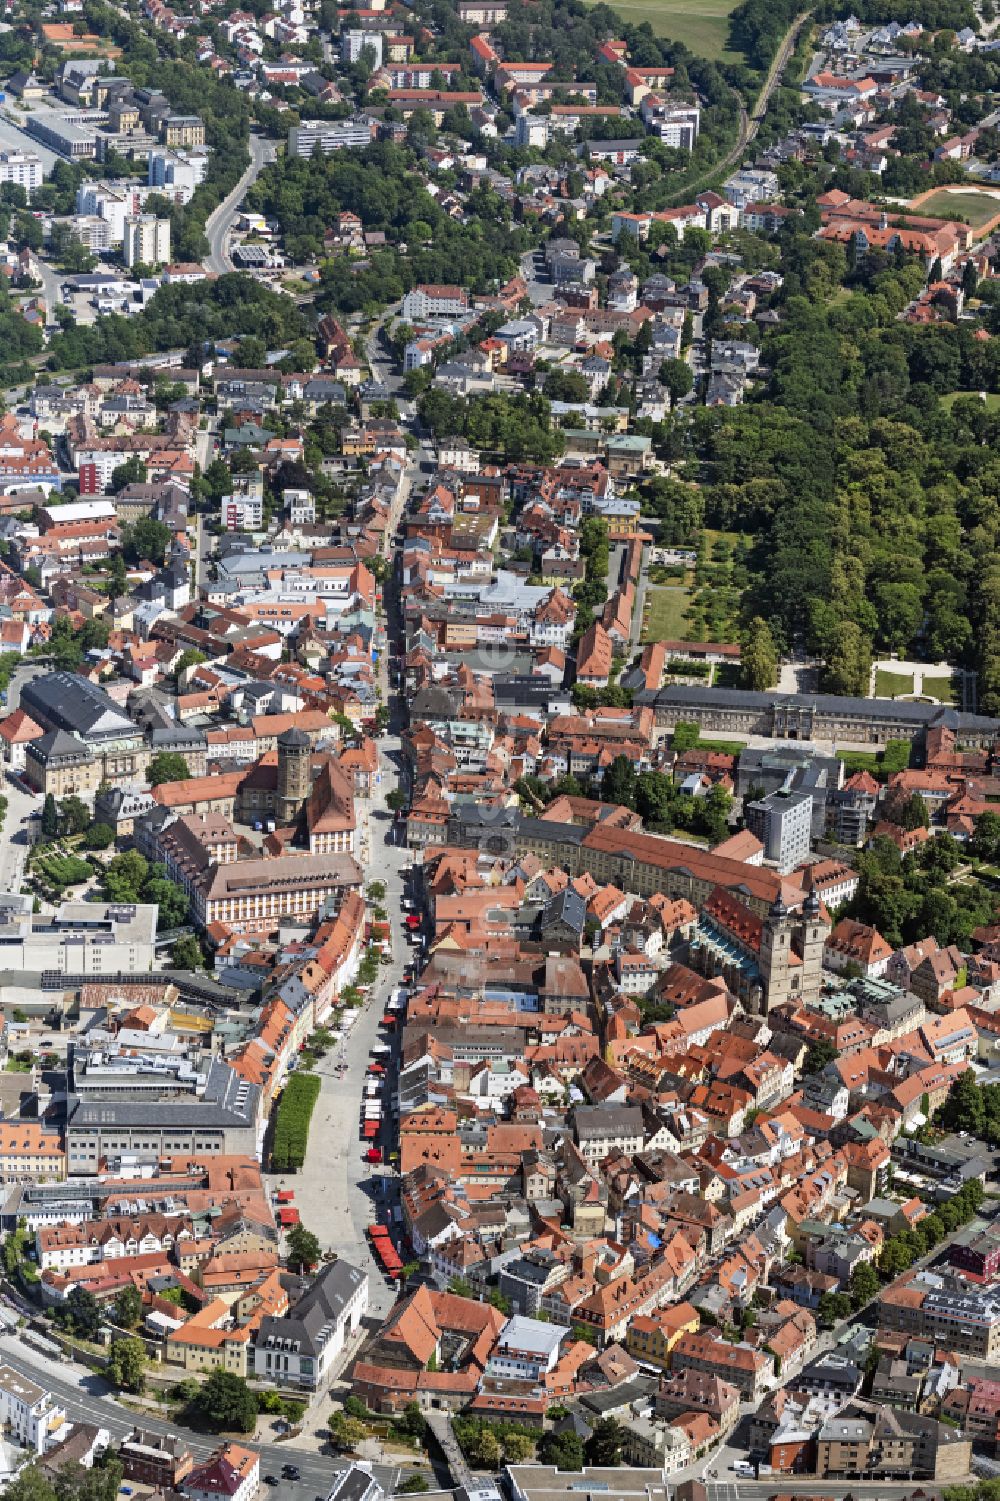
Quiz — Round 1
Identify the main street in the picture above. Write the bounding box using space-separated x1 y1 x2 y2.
0 1329 407 1496
203 132 278 276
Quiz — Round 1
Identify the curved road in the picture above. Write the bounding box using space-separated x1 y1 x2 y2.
204 132 278 275
0 1328 406 1496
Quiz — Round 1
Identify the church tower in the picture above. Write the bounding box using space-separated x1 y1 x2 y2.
799 882 829 1003
275 727 311 826
759 891 795 1013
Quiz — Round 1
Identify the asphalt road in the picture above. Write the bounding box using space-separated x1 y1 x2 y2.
0 772 37 897
204 133 277 276
0 1330 405 1496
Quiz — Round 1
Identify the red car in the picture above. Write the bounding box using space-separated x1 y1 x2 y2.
365 1148 383 1163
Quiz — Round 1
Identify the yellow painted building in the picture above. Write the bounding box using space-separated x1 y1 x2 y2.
625 1301 700 1369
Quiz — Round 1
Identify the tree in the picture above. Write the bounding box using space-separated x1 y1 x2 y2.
971 810 1000 863
465 1426 501 1469
62 1287 101 1341
41 793 58 839
804 1038 838 1075
113 1284 142 1330
106 1336 146 1394
4 1470 59 1501
110 457 147 494
193 1370 257 1434
503 1433 534 1462
538 1431 585 1471
817 1290 852 1327
601 755 637 810
59 796 91 836
55 1456 124 1501
174 649 206 677
585 1417 624 1466
659 358 694 407
123 518 172 566
82 823 115 851
145 878 190 930
398 1480 429 1494
898 792 929 831
171 934 203 970
107 552 128 599
328 1412 367 1451
824 620 870 698
286 1223 322 1272
940 1069 986 1136
741 617 778 690
849 1260 880 1309
102 850 148 903
671 721 700 754
146 752 190 787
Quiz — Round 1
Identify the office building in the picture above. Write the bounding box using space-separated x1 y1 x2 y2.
341 29 383 65
147 148 208 202
253 1259 368 1388
0 150 43 198
65 1056 261 1173
287 119 376 156
0 899 157 975
123 215 170 267
744 787 814 873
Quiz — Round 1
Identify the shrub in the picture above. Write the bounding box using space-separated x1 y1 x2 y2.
271 1072 322 1171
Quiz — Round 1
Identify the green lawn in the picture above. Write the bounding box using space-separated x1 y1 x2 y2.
913 189 1000 228
586 0 741 58
920 674 958 704
874 669 914 698
642 586 692 643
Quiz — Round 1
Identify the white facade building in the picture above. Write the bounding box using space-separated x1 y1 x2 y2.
0 1366 66 1455
253 1260 368 1390
341 29 383 65
0 151 43 199
147 148 209 203
401 284 469 320
123 216 170 268
287 119 375 157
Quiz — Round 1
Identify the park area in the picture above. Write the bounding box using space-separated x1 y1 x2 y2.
872 661 959 704
640 530 743 650
585 0 740 58
642 586 691 642
874 669 914 698
909 186 1000 230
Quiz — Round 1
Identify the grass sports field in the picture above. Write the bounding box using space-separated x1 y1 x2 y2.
911 187 1000 228
587 0 741 59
